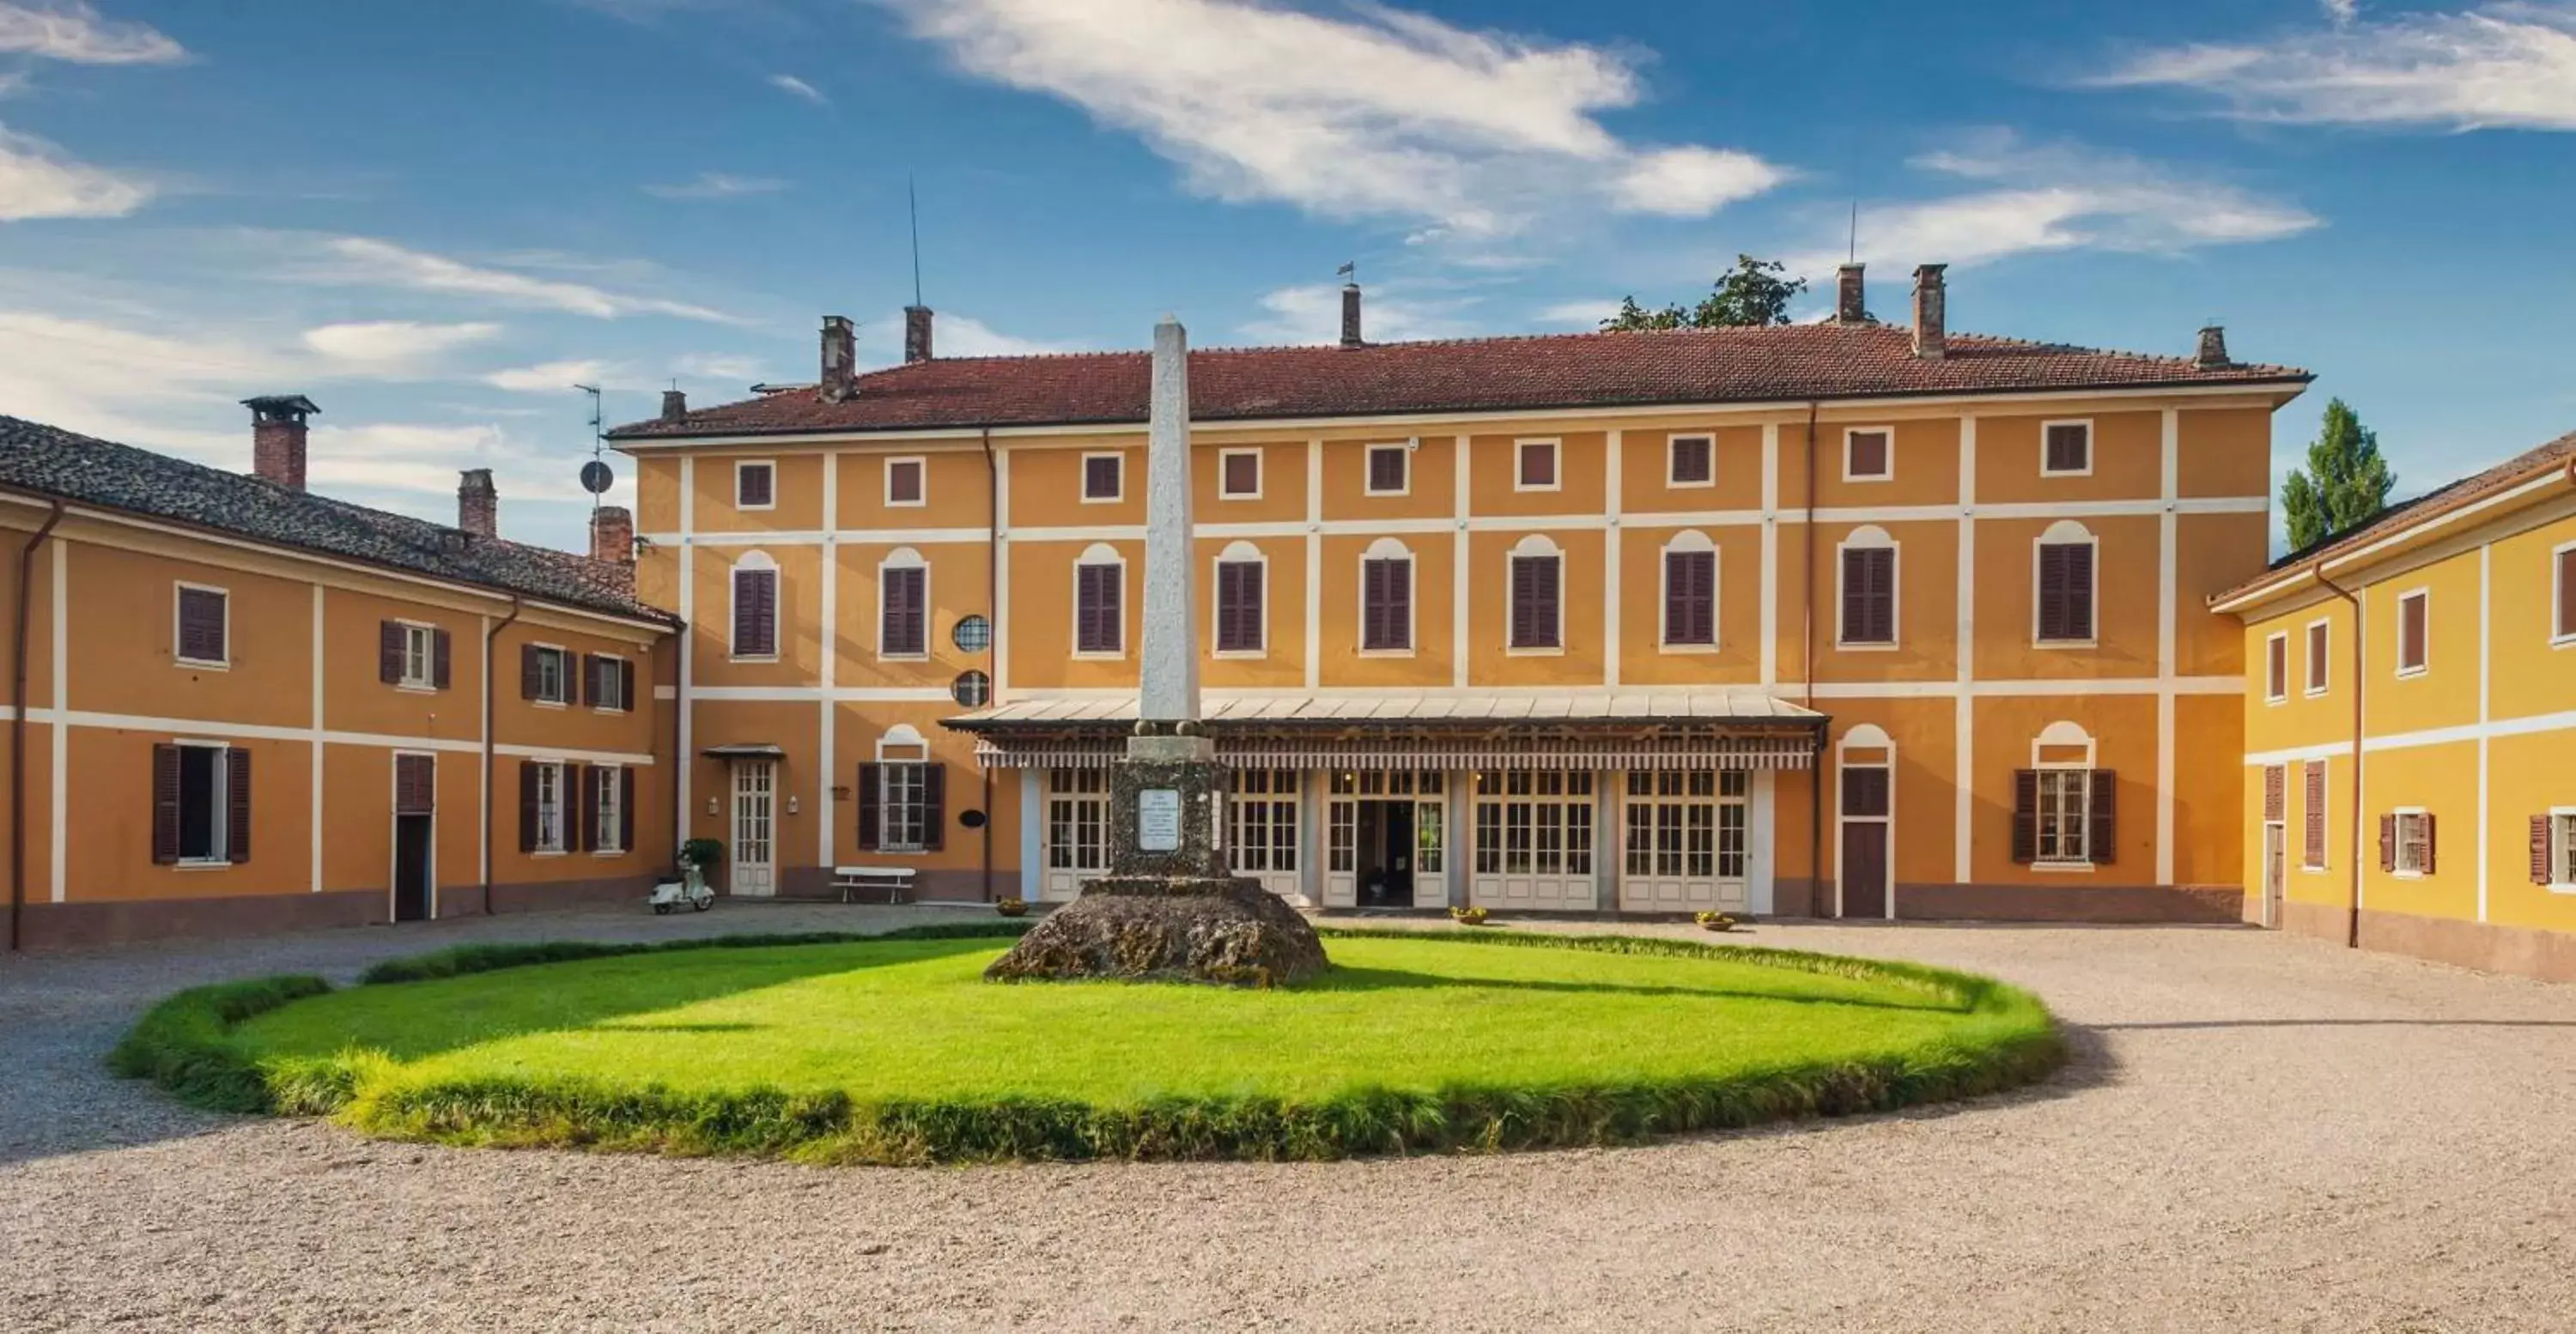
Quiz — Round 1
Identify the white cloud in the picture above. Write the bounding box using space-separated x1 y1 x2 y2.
877 0 1783 235
295 237 747 324
0 124 150 220
644 172 788 200
483 358 618 393
856 309 1066 361
0 1 185 64
769 72 826 105
1237 283 1473 344
1533 298 1619 329
2322 0 2360 23
2096 2 2576 130
301 319 501 369
671 351 765 381
0 307 282 452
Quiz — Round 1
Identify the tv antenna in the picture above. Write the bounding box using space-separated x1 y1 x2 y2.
908 173 924 307
1848 200 1859 264
574 383 613 506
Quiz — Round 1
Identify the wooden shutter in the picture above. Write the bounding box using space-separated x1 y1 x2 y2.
2399 594 2427 671
2422 814 2437 876
1841 768 1890 817
1509 555 1559 649
2263 765 2286 822
738 464 773 507
1216 561 1261 653
224 747 252 864
1670 436 1711 484
2269 637 2287 700
884 567 926 656
1076 563 1121 654
733 570 776 657
518 760 538 853
176 588 225 663
394 755 435 816
1223 452 1259 496
855 763 882 852
921 764 946 852
2378 814 2397 872
618 659 635 712
2038 543 2093 641
379 621 405 683
619 767 637 854
519 644 540 700
1843 548 1894 645
2087 770 2117 865
432 629 453 690
2560 549 2576 640
2011 770 2038 864
1368 446 1405 493
579 654 599 707
1362 560 1389 649
151 743 181 864
2304 763 2327 865
575 764 596 854
2536 816 2556 886
1664 549 1715 646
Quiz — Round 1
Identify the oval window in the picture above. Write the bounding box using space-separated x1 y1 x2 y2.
952 614 993 654
951 670 992 707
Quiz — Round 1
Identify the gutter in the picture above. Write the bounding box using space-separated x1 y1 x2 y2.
481 595 525 916
980 427 997 902
1802 402 1826 919
2314 562 2364 949
8 500 64 952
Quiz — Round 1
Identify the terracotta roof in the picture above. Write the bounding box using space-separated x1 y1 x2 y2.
0 415 670 623
609 323 2310 440
2215 428 2576 609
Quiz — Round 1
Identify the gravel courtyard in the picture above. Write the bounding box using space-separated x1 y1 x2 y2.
4 905 2573 1333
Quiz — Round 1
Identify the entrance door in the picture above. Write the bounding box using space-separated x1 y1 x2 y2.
1352 802 1416 908
2262 822 2286 928
1042 767 1108 902
1619 770 1752 913
732 761 775 897
1325 769 1448 909
1840 821 1888 919
391 753 434 922
1468 769 1598 911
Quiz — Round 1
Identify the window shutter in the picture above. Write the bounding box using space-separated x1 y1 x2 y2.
2378 814 2397 872
1362 560 1388 649
225 747 252 864
2065 544 2094 640
2535 816 2555 886
380 621 404 683
1664 550 1715 646
1843 548 1894 645
2263 765 2286 822
151 743 181 865
2037 545 2065 641
884 567 926 656
734 570 777 657
856 763 882 852
575 764 597 854
617 659 635 712
177 589 225 663
519 644 540 700
619 767 637 853
2011 769 2038 864
922 764 946 852
432 629 453 689
518 760 538 853
2560 549 2576 639
578 654 598 707
2087 770 2117 866
2305 763 2328 865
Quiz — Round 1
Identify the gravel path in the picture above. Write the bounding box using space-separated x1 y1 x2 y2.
5 905 2574 1332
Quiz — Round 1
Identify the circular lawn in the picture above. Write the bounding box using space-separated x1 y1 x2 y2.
114 925 2062 1164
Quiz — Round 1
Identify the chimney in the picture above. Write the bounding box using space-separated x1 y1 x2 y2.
819 314 857 402
242 395 318 493
457 468 497 538
1834 264 1868 325
590 504 635 565
1911 264 1947 361
903 305 934 364
1340 282 1364 349
2195 324 2233 370
659 388 687 422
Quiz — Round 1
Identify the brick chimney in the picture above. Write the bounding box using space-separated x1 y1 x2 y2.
590 504 635 565
1340 282 1364 349
2195 324 2233 370
819 315 857 402
242 395 318 493
1911 264 1947 361
659 388 687 422
903 305 933 364
1834 264 1868 325
457 468 497 538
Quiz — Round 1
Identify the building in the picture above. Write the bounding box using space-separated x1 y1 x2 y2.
611 266 2310 922
0 400 677 949
2218 430 2576 981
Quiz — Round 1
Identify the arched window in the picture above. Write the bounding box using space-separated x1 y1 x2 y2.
1837 525 1897 647
2034 520 2097 646
1213 540 1267 656
2015 721 2111 868
1660 530 1717 649
1360 537 1413 653
1507 533 1563 652
878 546 929 659
1072 543 1124 657
730 550 779 659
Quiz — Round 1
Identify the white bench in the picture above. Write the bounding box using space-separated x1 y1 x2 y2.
833 865 915 904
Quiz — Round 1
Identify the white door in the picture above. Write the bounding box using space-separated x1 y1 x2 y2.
1228 769 1306 904
1410 795 1449 909
2263 822 2286 928
1619 771 1753 913
1041 767 1107 902
1468 770 1599 911
732 761 775 897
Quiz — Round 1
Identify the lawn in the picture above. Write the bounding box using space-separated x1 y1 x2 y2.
119 926 2063 1163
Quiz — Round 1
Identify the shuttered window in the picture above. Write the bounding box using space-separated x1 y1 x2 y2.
152 742 248 865
735 462 775 508
380 622 451 689
394 754 436 816
1840 546 1896 646
1074 561 1122 654
2035 541 2095 643
881 565 927 658
1662 549 1716 646
1846 429 1891 479
2306 621 2330 694
2536 813 2576 886
175 586 228 665
1365 444 1408 494
860 761 945 853
2303 762 2329 869
2557 547 2575 643
580 653 634 711
2012 768 2116 864
885 458 924 506
2396 591 2429 675
1668 435 1713 486
1361 556 1411 652
587 765 632 853
2043 421 2092 475
1508 554 1561 650
1082 454 1122 500
519 761 568 853
1215 559 1264 654
2263 765 2286 822
520 645 572 703
1220 451 1261 498
732 567 778 658
2385 810 2434 876
2266 634 2288 701
1516 440 1558 489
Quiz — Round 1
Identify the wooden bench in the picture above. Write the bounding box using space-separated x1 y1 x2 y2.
833 865 915 904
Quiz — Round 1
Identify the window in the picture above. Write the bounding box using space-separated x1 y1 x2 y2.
580 653 634 711
151 742 247 865
1364 443 1409 495
2265 632 2289 703
2042 421 2092 476
1472 769 1594 876
735 461 775 509
1668 435 1714 487
1228 769 1300 875
1047 768 1106 873
1844 427 1893 481
2555 545 2574 646
521 645 573 704
951 614 993 654
731 555 778 659
2303 761 2329 870
523 761 568 854
1081 452 1123 502
380 621 450 690
2305 621 2330 695
1516 440 1558 491
1073 549 1123 655
174 585 228 666
2385 809 2433 876
1623 770 1747 881
880 555 927 658
950 670 991 707
859 761 945 854
2034 526 2096 645
1219 449 1261 499
1839 530 1897 646
2539 812 2576 888
2013 767 2113 866
1662 537 1716 648
1507 539 1562 651
2036 770 2093 863
1360 542 1412 652
590 765 631 853
2396 590 2429 676
1214 549 1265 655
885 457 925 507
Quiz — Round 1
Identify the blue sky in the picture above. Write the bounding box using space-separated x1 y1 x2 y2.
2 0 2571 552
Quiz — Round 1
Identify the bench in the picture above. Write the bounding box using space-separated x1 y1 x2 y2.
833 865 915 904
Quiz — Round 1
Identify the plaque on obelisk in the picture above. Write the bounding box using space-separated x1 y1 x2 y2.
985 316 1328 987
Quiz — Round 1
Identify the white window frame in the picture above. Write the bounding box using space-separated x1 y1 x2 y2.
2395 587 2431 678
529 643 572 707
173 738 234 867
2264 631 2289 705
1363 442 1412 497
1357 537 1416 658
2304 619 2330 697
532 760 569 855
1657 530 1719 653
877 547 931 662
1666 434 1716 489
878 760 930 854
2551 809 2576 893
173 580 231 670
2553 542 2575 649
1834 525 1899 651
1217 447 1263 500
2039 418 2094 478
589 651 629 712
394 621 437 691
733 458 778 512
1211 540 1267 659
883 455 927 508
2030 519 2099 649
1513 438 1562 494
1071 543 1126 659
1843 426 1894 482
728 551 781 663
2033 767 2095 870
1504 533 1564 657
1078 451 1125 504
592 763 625 854
2392 807 2431 878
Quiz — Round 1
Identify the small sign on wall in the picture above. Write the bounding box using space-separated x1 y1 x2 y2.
1137 788 1182 852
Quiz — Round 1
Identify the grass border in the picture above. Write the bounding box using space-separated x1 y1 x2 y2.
111 920 2064 1164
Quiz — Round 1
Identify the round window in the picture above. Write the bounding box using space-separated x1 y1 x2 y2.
951 670 992 708
951 614 993 654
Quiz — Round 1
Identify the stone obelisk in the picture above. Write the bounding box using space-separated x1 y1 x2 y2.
984 316 1327 987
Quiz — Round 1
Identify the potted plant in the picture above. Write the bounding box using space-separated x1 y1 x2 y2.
1450 905 1490 926
1694 910 1739 932
996 897 1029 918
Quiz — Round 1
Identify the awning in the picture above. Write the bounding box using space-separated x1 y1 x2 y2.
701 743 787 759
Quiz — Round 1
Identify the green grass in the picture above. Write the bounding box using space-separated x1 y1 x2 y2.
115 925 2063 1164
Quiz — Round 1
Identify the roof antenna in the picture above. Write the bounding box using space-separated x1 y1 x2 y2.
1848 200 1859 264
574 383 611 512
908 173 924 308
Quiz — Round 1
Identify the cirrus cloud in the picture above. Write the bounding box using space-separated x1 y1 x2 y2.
292 236 748 324
0 1 185 64
0 123 150 220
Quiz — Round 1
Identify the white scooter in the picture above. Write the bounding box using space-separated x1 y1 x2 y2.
647 860 715 914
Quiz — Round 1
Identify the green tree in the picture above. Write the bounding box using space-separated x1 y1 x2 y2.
2280 398 2397 551
1601 255 1808 332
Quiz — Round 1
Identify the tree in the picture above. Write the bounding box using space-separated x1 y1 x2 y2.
2280 398 2397 551
1601 255 1807 332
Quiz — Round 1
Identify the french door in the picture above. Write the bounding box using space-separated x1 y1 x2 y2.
1042 767 1107 901
1324 769 1449 910
1468 769 1596 911
1228 768 1304 903
732 761 775 897
1619 769 1751 913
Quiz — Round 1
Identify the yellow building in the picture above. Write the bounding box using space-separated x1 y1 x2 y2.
613 267 2309 922
2217 430 2576 981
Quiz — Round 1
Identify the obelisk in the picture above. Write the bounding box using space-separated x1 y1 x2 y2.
984 316 1327 987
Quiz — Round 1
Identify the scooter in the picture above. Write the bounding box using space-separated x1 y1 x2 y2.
647 862 715 914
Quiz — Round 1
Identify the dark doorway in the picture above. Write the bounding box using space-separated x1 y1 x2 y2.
1840 822 1888 919
1355 801 1415 908
393 814 433 922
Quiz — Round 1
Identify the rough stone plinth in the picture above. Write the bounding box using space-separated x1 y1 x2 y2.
984 878 1329 988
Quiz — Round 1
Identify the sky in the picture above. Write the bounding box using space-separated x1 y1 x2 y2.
1 0 2572 553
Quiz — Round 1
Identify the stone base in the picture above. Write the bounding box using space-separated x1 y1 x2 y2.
984 876 1329 987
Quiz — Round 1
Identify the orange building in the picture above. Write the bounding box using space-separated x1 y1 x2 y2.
0 399 677 948
615 267 2309 922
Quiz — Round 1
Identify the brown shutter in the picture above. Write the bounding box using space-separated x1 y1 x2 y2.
518 760 538 853
1509 555 1558 649
519 643 540 700
151 743 181 864
1665 550 1715 646
734 570 777 657
2011 770 2038 864
380 621 404 683
2560 549 2576 640
575 764 596 853
887 567 927 656
738 464 773 507
2269 637 2287 699
432 629 453 689
1843 548 1894 645
177 589 226 663
2536 816 2556 886
2378 814 2397 872
2400 596 2427 670
578 654 598 707
855 763 882 852
921 764 946 852
2036 545 2065 641
2087 770 2117 866
617 659 635 712
2065 543 2093 640
394 755 434 816
1362 560 1386 649
2305 762 2327 865
1369 446 1405 493
2422 813 2437 876
619 767 637 853
224 747 252 864
2263 765 2286 822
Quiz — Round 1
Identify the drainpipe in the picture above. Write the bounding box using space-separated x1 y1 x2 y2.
980 427 998 901
9 500 64 952
482 595 525 915
1802 403 1824 917
2314 561 2363 949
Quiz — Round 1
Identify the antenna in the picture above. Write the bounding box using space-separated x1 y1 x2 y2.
1848 200 1858 264
574 384 610 512
908 173 924 308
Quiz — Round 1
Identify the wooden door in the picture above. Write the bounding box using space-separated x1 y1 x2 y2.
392 815 432 922
1840 821 1888 920
2263 823 2286 929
